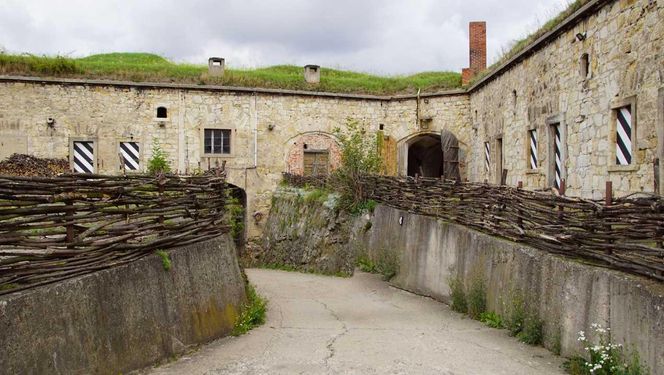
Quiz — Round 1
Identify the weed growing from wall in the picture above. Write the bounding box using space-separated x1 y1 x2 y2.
147 140 171 175
565 324 649 375
518 315 544 345
356 248 399 281
505 287 526 336
448 275 468 314
502 287 544 345
232 284 267 336
155 250 172 271
467 274 487 319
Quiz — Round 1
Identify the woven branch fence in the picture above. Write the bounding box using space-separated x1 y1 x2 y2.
283 173 664 282
0 172 229 295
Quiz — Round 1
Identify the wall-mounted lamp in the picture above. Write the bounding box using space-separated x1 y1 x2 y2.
575 32 586 41
268 124 275 131
46 117 55 127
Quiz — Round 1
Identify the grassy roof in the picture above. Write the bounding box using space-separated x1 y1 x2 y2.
0 52 461 95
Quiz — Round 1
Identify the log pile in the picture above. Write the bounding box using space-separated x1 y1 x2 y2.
0 154 70 176
283 173 664 282
0 173 229 295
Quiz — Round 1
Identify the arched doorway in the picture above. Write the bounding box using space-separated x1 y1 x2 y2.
407 134 443 177
403 131 461 180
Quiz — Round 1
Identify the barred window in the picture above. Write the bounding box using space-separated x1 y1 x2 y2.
204 129 231 155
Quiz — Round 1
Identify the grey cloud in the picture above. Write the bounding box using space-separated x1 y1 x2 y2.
0 0 567 74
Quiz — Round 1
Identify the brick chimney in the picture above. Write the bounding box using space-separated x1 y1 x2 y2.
462 22 487 85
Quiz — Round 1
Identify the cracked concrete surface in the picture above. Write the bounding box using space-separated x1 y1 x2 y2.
146 269 565 375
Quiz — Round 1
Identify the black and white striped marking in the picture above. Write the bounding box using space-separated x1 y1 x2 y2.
554 125 562 190
73 141 94 174
529 129 538 169
484 142 491 172
120 142 140 171
616 106 632 165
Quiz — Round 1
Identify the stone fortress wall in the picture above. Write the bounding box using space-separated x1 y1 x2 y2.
0 0 662 240
469 0 664 199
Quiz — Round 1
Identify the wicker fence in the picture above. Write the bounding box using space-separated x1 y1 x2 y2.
283 173 664 281
0 172 229 295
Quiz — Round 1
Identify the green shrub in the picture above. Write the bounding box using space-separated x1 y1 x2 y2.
232 284 267 336
505 289 526 337
155 250 171 271
448 275 467 314
479 311 504 329
147 140 171 175
357 251 399 281
357 256 377 273
517 315 543 345
226 194 245 240
467 274 487 320
333 119 382 213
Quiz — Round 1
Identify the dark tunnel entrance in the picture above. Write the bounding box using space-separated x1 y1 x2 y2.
406 131 460 180
407 134 444 177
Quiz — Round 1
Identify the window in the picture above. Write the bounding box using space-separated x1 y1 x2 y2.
120 142 140 171
528 129 538 169
303 150 329 176
580 53 590 79
550 123 563 190
204 129 231 155
72 140 95 174
484 141 491 173
156 106 168 119
615 105 633 165
496 137 504 184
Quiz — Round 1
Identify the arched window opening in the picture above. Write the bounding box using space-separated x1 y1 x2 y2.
156 106 168 119
580 53 590 79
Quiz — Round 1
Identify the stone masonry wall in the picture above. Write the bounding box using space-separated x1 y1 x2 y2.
468 0 664 198
1 0 663 237
0 80 469 240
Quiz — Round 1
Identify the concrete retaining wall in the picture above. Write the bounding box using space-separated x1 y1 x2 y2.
0 235 247 374
364 204 664 374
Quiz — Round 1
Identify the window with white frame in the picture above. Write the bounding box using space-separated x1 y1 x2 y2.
204 129 231 155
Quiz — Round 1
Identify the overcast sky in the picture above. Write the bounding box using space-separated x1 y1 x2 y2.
0 0 570 75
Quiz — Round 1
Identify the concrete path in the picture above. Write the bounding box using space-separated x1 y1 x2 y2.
148 269 565 375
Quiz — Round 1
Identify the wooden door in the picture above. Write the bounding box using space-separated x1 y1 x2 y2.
303 151 329 176
440 130 460 181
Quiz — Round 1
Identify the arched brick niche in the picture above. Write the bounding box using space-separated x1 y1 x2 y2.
285 132 341 176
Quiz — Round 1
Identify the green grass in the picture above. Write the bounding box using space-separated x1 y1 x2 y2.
232 284 267 336
0 52 461 95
